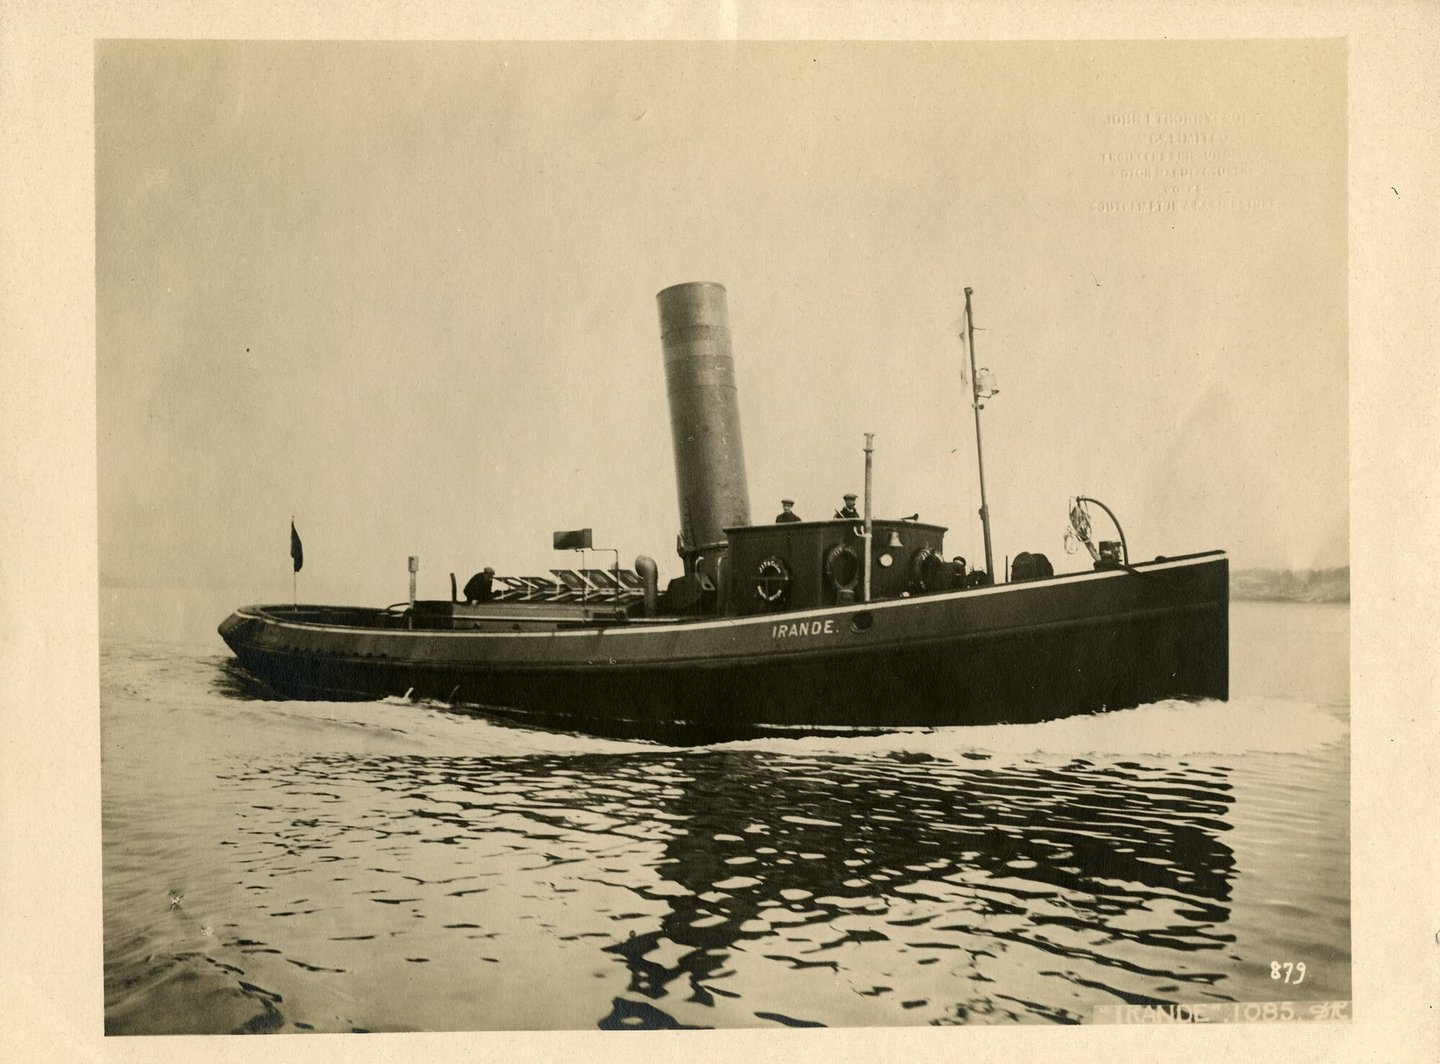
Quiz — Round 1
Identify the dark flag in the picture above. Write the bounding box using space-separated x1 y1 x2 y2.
552 528 593 551
290 521 304 572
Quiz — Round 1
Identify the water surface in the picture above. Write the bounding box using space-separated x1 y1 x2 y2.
101 601 1350 1033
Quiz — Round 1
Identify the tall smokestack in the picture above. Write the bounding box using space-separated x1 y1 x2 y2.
657 282 751 559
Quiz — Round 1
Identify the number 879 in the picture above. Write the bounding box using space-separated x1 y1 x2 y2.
1270 961 1307 984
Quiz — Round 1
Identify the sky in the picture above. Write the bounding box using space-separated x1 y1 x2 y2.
96 39 1347 608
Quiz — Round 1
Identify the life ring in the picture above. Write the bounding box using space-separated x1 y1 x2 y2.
909 547 936 589
754 556 791 605
824 543 860 592
909 547 950 592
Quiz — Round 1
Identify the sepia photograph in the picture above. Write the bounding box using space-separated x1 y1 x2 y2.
7 4 1440 1061
92 37 1355 1035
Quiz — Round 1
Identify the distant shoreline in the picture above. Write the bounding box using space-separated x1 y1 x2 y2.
1230 566 1349 604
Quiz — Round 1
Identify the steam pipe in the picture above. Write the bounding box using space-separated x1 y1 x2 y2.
407 555 418 629
635 555 659 616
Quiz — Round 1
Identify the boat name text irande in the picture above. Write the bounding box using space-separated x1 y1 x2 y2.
771 618 839 639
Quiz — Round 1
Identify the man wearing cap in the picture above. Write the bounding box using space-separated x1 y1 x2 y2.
835 493 860 519
463 567 496 603
774 499 802 523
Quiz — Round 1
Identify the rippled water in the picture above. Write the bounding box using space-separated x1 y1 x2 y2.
101 602 1349 1033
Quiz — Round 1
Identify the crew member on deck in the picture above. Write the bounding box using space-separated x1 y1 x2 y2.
835 493 860 519
775 499 802 523
463 567 496 603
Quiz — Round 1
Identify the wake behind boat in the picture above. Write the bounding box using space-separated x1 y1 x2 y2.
219 283 1228 742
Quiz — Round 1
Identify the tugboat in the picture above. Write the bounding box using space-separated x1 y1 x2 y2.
219 283 1228 742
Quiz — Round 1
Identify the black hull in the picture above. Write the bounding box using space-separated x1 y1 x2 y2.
219 554 1227 743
